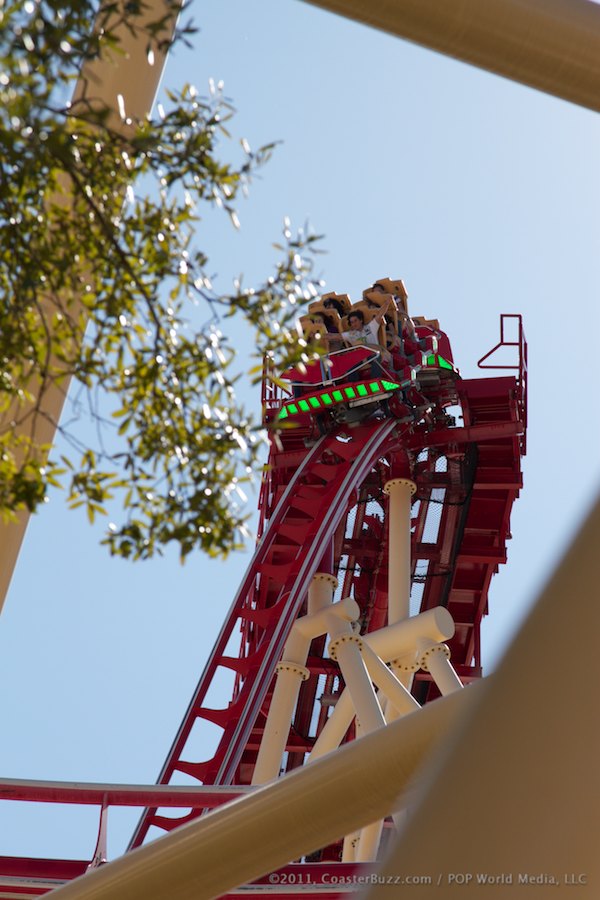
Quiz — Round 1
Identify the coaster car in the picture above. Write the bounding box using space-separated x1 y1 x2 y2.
276 345 459 430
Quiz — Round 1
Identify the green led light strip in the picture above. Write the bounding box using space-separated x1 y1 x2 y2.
277 379 402 420
426 353 454 371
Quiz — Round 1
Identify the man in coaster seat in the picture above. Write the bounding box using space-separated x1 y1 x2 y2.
342 298 392 348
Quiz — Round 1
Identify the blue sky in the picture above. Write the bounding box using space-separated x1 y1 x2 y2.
1 0 599 863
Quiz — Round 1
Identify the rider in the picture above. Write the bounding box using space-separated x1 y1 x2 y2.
340 300 393 378
341 299 392 348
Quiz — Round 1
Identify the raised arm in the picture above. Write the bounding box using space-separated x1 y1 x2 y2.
373 297 393 323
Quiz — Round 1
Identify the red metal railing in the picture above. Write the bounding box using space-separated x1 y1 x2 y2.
477 314 527 454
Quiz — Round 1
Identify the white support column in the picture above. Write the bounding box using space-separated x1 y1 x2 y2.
353 720 384 864
308 689 355 763
310 609 455 860
342 831 360 862
416 639 464 696
342 719 366 863
370 607 455 665
360 643 420 716
297 598 358 645
358 477 412 861
252 577 347 785
327 632 386 734
384 477 416 625
327 629 386 863
308 607 454 761
356 819 384 863
308 573 338 615
251 662 311 785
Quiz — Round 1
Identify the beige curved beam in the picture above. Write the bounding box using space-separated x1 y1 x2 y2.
303 0 600 113
49 683 481 900
48 492 600 900
0 1 180 614
367 492 600 897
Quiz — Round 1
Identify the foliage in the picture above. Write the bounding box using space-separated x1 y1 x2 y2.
0 0 322 560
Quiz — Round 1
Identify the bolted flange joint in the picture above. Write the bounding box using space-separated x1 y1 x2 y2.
383 477 417 497
312 572 339 590
390 655 420 673
328 633 363 662
275 661 310 681
417 642 451 672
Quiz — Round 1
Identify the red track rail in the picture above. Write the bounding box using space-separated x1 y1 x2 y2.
129 418 403 844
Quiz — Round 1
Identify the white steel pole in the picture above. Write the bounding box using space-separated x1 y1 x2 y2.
342 718 366 863
327 631 385 734
327 629 385 863
251 661 311 785
308 688 355 762
356 478 417 861
360 476 412 861
252 595 357 785
342 831 360 862
361 643 420 716
308 572 338 614
369 607 455 664
308 607 454 761
297 598 359 643
416 640 464 696
356 819 384 862
352 720 384 864
384 477 416 624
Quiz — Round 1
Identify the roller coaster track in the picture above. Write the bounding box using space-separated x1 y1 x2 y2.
128 418 402 845
0 315 527 896
128 351 525 848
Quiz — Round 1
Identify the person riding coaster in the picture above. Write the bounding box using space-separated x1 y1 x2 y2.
279 343 416 431
276 283 460 434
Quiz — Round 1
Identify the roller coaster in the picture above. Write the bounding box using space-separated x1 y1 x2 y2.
0 280 527 898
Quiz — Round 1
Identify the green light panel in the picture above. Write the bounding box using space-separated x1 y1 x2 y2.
439 355 453 370
426 354 437 366
280 375 406 420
